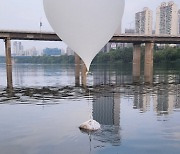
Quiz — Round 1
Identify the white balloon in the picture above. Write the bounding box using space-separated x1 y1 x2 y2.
43 0 125 71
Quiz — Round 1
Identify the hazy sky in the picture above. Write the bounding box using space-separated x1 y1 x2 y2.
0 0 180 55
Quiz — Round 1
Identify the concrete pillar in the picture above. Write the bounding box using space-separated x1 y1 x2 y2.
5 38 12 66
133 43 141 83
144 43 154 84
5 38 13 89
81 61 87 88
6 65 13 90
75 53 81 86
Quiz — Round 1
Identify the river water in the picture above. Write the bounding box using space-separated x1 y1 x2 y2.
0 63 180 154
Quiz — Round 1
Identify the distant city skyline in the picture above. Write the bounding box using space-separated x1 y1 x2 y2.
0 0 180 55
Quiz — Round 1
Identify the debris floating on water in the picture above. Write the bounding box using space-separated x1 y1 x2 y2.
79 119 101 131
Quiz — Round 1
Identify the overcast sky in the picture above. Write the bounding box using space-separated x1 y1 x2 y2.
0 0 180 55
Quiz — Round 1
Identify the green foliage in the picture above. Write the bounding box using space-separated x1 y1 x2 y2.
154 47 180 63
1 46 180 65
13 55 75 64
93 46 180 64
93 47 133 64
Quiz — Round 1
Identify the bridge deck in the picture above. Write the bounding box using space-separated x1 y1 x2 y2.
1 30 180 44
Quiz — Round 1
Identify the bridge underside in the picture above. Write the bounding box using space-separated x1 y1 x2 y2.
110 35 180 44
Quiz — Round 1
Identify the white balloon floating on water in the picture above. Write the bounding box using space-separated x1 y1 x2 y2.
43 0 125 71
79 119 101 131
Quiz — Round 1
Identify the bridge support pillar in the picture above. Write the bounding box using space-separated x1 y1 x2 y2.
133 43 141 83
6 65 13 90
5 38 12 66
5 38 13 89
81 61 87 88
75 53 81 86
144 43 154 84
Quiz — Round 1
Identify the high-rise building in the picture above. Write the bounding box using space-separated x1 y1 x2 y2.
135 7 153 35
13 41 24 56
24 47 38 56
156 1 178 35
13 41 17 56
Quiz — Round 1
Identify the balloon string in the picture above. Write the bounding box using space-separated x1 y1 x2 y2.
86 71 92 120
88 88 92 119
87 71 92 120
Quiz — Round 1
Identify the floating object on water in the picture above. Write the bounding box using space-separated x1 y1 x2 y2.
43 0 125 71
79 119 101 131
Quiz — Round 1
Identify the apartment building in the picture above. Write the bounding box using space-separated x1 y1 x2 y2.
156 1 178 35
135 7 153 35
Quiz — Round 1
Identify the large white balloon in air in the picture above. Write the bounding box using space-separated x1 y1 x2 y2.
43 0 125 71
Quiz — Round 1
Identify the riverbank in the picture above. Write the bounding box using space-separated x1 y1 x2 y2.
0 46 180 65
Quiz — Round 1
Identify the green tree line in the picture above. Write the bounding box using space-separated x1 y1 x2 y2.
92 47 133 64
93 46 180 64
154 46 180 63
14 55 75 64
0 46 180 64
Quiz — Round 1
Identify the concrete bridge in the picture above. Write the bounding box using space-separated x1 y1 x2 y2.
1 30 180 43
1 30 180 88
